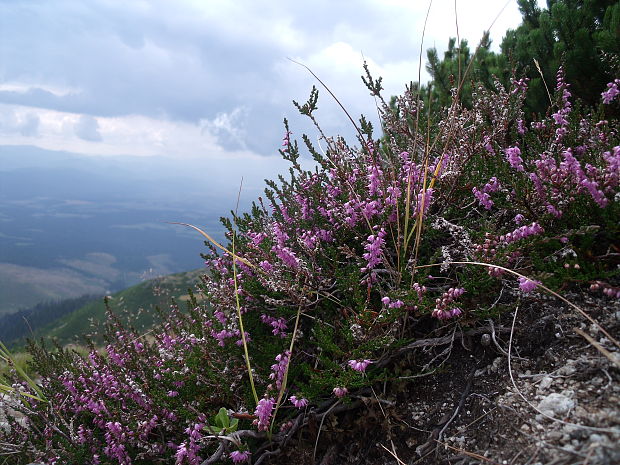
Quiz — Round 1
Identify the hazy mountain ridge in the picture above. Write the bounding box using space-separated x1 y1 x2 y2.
0 145 245 314
1 268 204 348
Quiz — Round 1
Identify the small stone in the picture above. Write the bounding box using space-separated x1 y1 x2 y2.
537 393 574 416
557 363 576 376
538 376 553 392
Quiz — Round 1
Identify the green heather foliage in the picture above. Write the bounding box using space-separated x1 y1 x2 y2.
1 64 620 464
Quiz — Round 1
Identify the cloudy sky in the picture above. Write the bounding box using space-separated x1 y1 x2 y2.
0 0 537 166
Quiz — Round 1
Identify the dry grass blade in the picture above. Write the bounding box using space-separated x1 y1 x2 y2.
534 58 553 105
0 340 46 403
416 260 620 350
168 222 255 269
379 443 407 465
573 327 620 369
435 440 503 464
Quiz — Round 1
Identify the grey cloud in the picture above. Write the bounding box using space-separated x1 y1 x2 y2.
0 107 40 137
19 113 40 136
0 0 516 156
75 115 102 141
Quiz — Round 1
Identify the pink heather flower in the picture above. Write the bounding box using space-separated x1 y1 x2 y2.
483 136 495 154
389 300 404 309
505 146 524 171
230 450 251 463
289 396 308 409
261 314 288 337
273 246 300 268
381 296 390 306
361 228 386 272
254 397 275 431
500 222 543 244
514 214 525 224
483 177 501 193
432 307 463 320
333 387 348 398
551 111 568 126
259 260 273 272
432 287 465 320
601 79 620 104
175 443 188 463
413 283 426 299
518 277 540 293
472 187 493 210
348 359 371 372
269 351 290 389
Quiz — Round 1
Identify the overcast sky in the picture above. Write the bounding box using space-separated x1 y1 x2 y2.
0 0 539 167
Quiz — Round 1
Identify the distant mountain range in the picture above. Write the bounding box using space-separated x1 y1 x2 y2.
1 268 204 348
0 145 288 314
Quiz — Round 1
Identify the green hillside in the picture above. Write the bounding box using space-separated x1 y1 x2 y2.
27 268 205 347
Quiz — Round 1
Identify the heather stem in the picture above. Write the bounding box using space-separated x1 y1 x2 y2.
270 303 303 434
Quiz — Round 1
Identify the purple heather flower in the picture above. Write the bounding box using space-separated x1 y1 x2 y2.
230 450 251 463
514 214 525 224
269 351 290 389
260 314 288 337
381 296 391 306
333 387 348 398
483 177 501 193
505 146 524 172
601 79 620 104
259 260 273 272
348 359 371 372
289 395 308 409
432 287 465 320
361 228 386 272
472 187 493 210
518 277 540 293
272 246 300 269
432 307 463 320
254 397 275 431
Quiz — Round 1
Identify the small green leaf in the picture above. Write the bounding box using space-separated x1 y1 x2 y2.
215 407 230 428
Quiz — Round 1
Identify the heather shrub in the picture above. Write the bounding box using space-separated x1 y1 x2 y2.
1 67 618 464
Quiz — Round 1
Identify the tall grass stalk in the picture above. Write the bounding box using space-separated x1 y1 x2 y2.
269 304 303 434
0 341 46 403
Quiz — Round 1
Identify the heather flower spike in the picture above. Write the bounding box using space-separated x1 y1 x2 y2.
289 395 308 409
254 397 275 431
230 450 251 463
348 359 372 372
518 277 540 293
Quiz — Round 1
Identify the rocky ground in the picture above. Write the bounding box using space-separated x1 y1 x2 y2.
268 292 620 465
